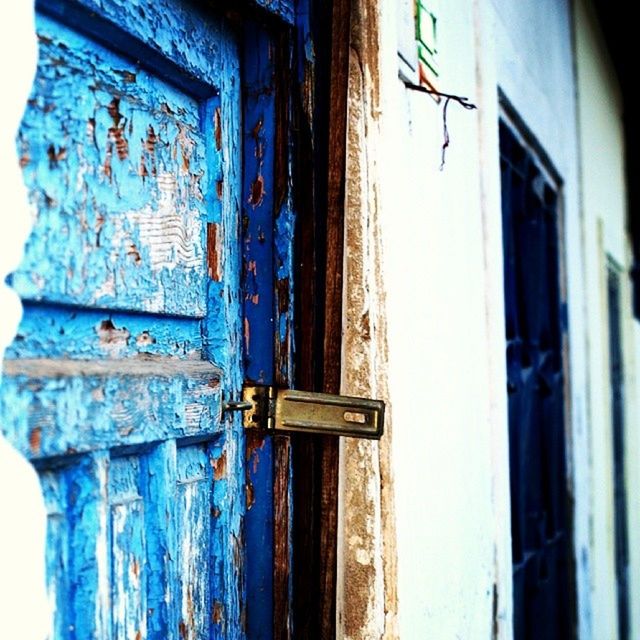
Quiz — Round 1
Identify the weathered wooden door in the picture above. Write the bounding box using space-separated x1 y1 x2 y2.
1 0 246 637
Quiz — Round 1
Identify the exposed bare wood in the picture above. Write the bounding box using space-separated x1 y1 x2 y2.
273 26 294 640
3 357 222 379
274 435 292 639
319 0 352 636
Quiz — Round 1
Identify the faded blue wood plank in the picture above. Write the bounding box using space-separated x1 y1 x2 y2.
242 21 277 640
40 470 70 640
0 358 222 459
66 452 110 639
109 455 148 639
175 445 214 639
16 14 213 316
7 304 204 360
199 23 246 638
141 441 179 640
37 0 229 96
199 33 243 391
242 25 276 381
209 436 233 639
274 181 296 382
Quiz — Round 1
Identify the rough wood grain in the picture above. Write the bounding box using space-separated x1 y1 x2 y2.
290 0 351 636
15 11 229 316
319 0 352 637
1 357 224 459
3 3 247 638
241 20 277 639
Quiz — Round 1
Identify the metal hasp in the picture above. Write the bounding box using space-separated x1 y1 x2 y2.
242 385 384 439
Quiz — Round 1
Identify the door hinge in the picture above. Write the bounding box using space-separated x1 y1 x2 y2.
237 385 384 439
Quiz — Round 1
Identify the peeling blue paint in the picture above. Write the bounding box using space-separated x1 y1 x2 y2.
252 0 295 25
275 198 296 379
242 20 277 640
15 13 212 317
295 0 315 83
201 25 246 639
1 1 247 637
8 303 204 360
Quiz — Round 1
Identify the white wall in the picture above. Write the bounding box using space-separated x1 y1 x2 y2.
487 0 594 635
378 0 509 636
378 0 592 637
575 2 636 638
0 3 50 638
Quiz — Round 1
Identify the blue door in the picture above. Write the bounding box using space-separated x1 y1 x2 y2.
1 0 246 636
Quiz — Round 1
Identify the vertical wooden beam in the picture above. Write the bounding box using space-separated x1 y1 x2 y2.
242 20 277 639
273 26 295 640
290 0 351 636
241 18 296 639
319 0 352 636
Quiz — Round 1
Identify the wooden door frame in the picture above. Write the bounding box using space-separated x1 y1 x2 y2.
291 0 351 637
232 0 351 636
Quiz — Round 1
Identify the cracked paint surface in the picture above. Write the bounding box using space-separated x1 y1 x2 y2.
15 13 209 316
1 0 246 638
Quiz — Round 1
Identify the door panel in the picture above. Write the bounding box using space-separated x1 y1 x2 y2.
1 0 244 637
15 14 210 316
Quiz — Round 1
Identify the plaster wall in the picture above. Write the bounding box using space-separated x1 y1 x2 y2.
574 2 637 638
488 0 592 636
375 0 505 636
371 0 588 637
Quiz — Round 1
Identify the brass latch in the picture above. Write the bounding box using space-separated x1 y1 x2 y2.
237 385 384 439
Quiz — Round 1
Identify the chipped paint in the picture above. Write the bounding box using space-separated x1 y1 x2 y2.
29 426 42 455
251 0 295 25
14 14 211 317
97 318 131 354
212 451 227 480
337 0 398 638
241 21 278 637
1 1 246 638
207 222 223 282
